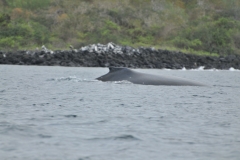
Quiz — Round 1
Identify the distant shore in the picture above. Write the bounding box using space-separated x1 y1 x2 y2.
0 43 240 69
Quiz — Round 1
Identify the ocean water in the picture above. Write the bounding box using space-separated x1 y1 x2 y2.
0 65 240 160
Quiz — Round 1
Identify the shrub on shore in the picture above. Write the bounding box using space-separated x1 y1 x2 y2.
170 17 240 55
0 0 240 55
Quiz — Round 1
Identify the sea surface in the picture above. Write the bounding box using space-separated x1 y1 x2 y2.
0 65 240 160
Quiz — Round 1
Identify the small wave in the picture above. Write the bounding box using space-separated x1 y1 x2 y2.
192 95 212 98
114 134 140 140
78 79 99 83
164 66 239 71
64 115 77 118
0 122 34 136
197 66 205 70
188 67 240 71
181 67 186 71
78 156 91 160
0 90 6 93
113 80 132 84
87 134 140 141
46 76 78 82
38 134 52 138
164 66 206 71
163 68 172 71
229 67 239 71
213 85 240 88
0 122 25 132
96 80 133 85
189 66 205 71
46 76 99 83
72 119 108 126
205 68 219 71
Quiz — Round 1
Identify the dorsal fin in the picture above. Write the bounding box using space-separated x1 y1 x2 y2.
109 67 126 73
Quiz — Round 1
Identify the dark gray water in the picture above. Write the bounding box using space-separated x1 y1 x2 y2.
0 65 240 160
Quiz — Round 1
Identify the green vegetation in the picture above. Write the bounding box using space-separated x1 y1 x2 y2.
0 0 240 55
6 0 50 10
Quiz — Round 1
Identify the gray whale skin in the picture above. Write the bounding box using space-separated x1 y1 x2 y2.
96 67 205 86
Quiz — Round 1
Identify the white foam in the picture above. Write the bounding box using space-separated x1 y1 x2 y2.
196 66 205 71
113 80 132 84
160 67 240 71
229 67 238 71
181 67 186 71
163 68 171 71
58 76 78 81
47 76 79 82
205 68 219 71
48 76 101 83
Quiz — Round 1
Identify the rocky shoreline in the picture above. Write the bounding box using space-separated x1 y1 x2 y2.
0 43 240 69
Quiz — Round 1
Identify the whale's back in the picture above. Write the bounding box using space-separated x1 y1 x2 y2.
96 67 206 86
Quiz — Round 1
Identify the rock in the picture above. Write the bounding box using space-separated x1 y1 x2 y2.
0 43 240 69
41 45 54 54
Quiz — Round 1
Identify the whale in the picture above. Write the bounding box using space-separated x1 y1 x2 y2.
96 67 206 86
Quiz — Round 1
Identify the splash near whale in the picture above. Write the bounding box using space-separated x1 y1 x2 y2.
96 67 206 86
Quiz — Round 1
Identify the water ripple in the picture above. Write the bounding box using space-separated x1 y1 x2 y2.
65 115 78 118
1 65 240 160
86 134 140 141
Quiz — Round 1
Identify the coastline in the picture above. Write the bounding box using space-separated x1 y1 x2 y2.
0 43 240 69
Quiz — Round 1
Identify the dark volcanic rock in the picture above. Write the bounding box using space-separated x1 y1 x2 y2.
0 43 240 69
